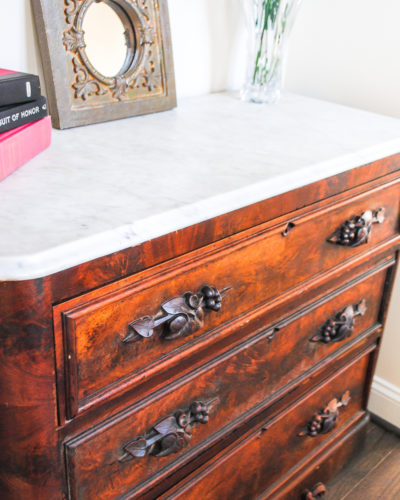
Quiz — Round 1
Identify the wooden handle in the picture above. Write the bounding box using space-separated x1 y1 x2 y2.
310 299 367 344
328 208 385 247
303 482 327 499
119 399 217 461
299 391 351 437
123 285 231 343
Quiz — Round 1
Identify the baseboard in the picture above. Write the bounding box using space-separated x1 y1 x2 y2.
368 375 400 430
370 413 400 436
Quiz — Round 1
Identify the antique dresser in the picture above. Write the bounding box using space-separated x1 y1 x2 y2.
1 93 400 500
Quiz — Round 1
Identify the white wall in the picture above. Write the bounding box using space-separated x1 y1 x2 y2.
169 0 248 97
0 1 42 78
1 0 399 425
0 0 248 99
286 0 400 118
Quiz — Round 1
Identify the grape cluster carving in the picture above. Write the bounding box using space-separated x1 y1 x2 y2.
119 399 216 461
124 285 231 343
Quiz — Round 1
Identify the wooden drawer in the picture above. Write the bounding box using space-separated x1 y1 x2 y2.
159 348 374 500
63 262 388 500
262 415 370 500
54 180 400 418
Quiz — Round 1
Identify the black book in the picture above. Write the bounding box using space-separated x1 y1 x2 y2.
0 96 48 134
0 69 41 107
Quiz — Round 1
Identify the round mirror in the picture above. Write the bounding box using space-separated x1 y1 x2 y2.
82 1 133 78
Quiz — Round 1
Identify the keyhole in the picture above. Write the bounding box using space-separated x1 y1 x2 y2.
282 222 295 237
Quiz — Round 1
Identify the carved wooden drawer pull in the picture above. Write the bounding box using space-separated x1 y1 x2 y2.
299 391 351 437
310 299 367 344
119 399 217 461
302 482 327 499
123 285 231 343
328 208 385 247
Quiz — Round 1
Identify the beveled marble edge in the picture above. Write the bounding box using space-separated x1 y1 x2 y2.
2 138 400 281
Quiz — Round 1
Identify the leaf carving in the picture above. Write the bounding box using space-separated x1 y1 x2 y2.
162 296 196 316
328 209 385 247
139 25 155 45
299 391 351 437
119 399 216 461
153 416 179 436
63 0 166 102
340 390 351 407
72 56 106 100
63 27 85 52
123 285 229 343
142 60 161 92
112 76 131 100
73 80 101 100
326 398 339 413
64 0 79 25
310 300 367 344
124 437 148 458
356 300 367 316
127 316 155 340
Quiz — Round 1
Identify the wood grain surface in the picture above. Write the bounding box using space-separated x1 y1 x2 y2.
1 158 400 499
54 180 400 418
157 349 374 500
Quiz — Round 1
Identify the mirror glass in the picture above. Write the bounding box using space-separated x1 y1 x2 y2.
82 1 129 78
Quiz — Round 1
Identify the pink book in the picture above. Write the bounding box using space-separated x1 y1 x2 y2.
0 115 51 181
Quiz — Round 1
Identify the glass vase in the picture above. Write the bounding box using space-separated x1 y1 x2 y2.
241 0 302 104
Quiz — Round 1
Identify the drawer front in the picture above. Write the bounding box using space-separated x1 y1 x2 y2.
64 265 387 500
265 416 369 500
160 349 373 500
55 181 400 417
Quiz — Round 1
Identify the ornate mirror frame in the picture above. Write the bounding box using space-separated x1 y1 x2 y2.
31 0 176 129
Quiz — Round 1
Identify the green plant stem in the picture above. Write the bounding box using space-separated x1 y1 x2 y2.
251 0 298 87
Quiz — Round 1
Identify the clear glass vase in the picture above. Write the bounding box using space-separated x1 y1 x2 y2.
241 0 302 104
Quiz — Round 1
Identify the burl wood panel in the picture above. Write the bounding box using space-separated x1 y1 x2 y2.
158 348 374 500
0 280 61 499
64 318 377 500
54 180 400 418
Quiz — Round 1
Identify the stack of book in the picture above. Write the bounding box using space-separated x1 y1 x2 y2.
0 69 51 182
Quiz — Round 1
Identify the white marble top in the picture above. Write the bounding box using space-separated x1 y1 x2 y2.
1 92 400 281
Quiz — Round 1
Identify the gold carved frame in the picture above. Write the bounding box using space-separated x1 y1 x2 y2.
32 0 176 129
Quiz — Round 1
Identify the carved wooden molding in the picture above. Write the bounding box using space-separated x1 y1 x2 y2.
299 391 351 437
119 399 218 460
32 0 176 128
302 483 327 499
62 0 160 102
310 299 367 344
327 208 385 247
123 285 231 343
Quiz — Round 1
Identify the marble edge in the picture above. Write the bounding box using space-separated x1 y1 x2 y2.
1 138 400 281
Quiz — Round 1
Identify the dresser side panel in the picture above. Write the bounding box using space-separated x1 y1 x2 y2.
0 279 63 499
